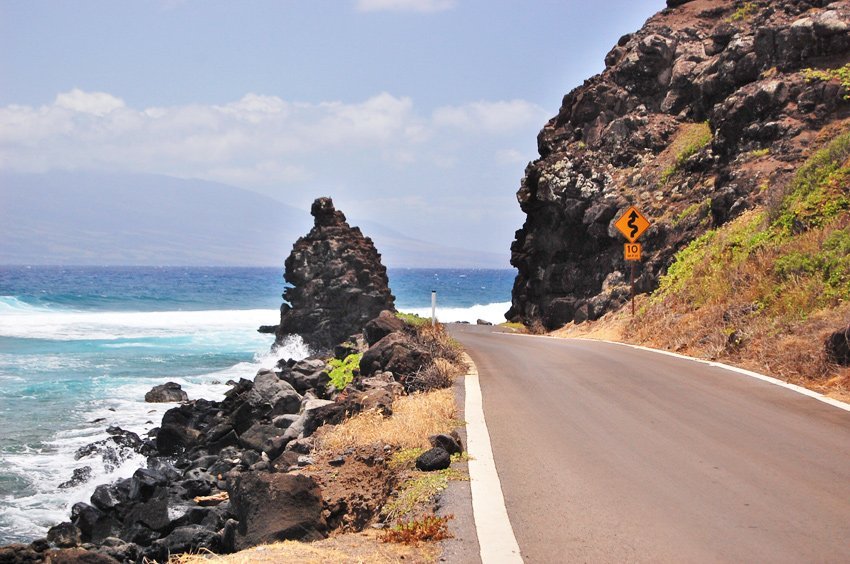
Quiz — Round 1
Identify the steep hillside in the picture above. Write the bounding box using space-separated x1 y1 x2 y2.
508 0 850 331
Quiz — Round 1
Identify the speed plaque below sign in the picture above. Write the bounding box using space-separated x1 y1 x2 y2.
624 243 641 261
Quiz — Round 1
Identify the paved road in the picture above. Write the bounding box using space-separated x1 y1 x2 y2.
450 325 850 563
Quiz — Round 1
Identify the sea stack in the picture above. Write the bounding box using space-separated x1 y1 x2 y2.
275 197 395 351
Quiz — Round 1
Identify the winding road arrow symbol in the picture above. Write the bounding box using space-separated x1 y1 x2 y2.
627 210 640 239
614 206 650 244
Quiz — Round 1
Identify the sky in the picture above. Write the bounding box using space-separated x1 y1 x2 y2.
0 0 666 257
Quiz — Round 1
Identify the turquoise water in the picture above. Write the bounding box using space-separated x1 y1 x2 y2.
0 266 513 543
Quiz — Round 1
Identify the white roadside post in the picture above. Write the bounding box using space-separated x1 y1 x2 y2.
431 290 437 327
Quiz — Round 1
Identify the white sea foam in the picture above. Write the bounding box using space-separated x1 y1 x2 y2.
0 307 280 341
0 335 309 542
399 301 511 324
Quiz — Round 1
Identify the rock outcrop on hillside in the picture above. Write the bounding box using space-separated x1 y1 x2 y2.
508 0 850 329
275 197 396 351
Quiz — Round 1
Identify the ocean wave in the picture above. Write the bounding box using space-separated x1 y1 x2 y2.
0 296 49 315
0 308 280 341
399 301 511 324
0 335 309 544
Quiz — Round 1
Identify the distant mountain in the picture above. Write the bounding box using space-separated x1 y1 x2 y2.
0 172 508 268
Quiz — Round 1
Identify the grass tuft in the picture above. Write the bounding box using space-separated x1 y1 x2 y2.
381 515 454 545
660 122 712 184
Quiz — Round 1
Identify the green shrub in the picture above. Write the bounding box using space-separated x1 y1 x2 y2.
327 353 361 390
802 64 850 100
727 2 756 22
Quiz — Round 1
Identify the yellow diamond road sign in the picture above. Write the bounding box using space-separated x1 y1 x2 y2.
614 206 651 243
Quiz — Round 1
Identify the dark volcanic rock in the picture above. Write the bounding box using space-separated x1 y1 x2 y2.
274 197 396 351
47 522 82 548
429 433 463 456
415 447 451 471
359 332 431 380
146 525 221 562
509 0 850 329
363 310 405 346
59 467 93 489
228 472 327 550
826 324 850 366
277 359 331 396
144 382 188 403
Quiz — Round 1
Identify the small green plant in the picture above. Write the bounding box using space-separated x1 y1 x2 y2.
749 147 770 158
727 2 756 22
327 353 361 390
802 64 850 100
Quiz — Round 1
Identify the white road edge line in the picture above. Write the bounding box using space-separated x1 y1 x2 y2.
584 338 850 412
503 332 850 413
462 352 523 563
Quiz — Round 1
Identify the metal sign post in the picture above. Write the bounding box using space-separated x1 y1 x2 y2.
431 290 437 327
615 207 651 317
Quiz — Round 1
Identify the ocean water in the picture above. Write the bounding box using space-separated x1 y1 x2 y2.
0 265 513 544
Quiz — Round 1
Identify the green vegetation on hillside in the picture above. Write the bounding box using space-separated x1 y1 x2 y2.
638 130 850 384
656 130 850 314
727 2 756 22
802 63 850 100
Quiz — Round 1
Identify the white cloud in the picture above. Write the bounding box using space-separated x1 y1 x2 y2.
432 99 547 134
0 89 543 200
54 89 125 116
356 0 455 12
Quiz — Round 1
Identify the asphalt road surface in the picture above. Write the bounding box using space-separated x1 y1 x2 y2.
450 325 850 563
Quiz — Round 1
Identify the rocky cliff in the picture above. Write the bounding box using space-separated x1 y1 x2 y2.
275 197 396 350
508 0 850 329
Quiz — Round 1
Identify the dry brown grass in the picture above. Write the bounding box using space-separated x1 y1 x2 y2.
168 530 438 564
413 323 465 365
405 358 461 393
315 388 458 453
381 515 453 545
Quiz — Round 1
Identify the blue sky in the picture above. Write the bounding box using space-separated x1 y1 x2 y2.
0 0 665 256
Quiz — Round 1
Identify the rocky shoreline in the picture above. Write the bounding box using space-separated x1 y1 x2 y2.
0 198 462 564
